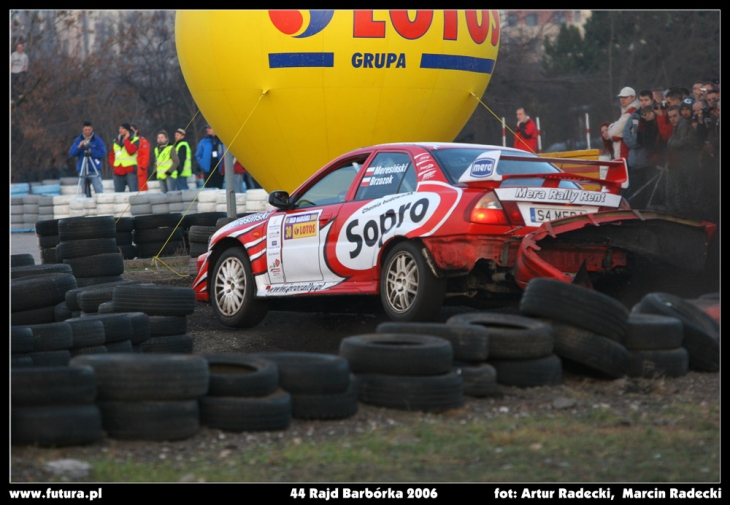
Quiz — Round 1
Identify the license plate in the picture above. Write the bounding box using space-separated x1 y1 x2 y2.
529 207 588 223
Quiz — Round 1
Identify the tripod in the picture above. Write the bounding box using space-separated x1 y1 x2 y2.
76 152 98 198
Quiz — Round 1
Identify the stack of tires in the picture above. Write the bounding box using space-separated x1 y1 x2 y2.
11 196 25 230
167 191 185 213
11 269 78 326
22 321 75 366
188 225 217 259
111 284 197 353
199 354 292 432
11 327 34 368
196 189 218 213
132 213 185 258
181 189 198 213
377 322 497 397
115 217 137 259
251 352 358 420
22 194 40 230
341 335 463 412
245 189 268 212
518 278 630 380
76 312 150 354
129 193 152 216
57 216 124 287
632 292 719 373
70 354 208 441
59 176 80 196
53 195 74 220
35 218 61 264
61 279 139 321
66 318 109 357
95 193 117 217
622 314 688 378
11 366 103 447
37 195 55 225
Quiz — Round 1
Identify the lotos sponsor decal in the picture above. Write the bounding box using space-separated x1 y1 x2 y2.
284 212 319 239
335 192 441 271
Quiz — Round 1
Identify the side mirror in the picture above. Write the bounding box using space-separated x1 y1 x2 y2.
268 190 292 210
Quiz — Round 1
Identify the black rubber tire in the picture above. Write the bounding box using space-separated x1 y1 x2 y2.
188 225 217 244
11 405 102 447
12 355 34 368
633 292 719 372
138 334 194 354
380 241 446 322
133 213 184 230
38 234 61 249
115 217 134 232
148 315 188 337
55 238 118 261
35 218 60 236
70 345 109 356
76 275 125 288
11 253 35 267
250 352 351 395
339 333 453 376
12 273 78 312
63 253 124 278
12 366 97 406
133 227 183 244
376 321 490 362
98 400 200 441
98 301 115 314
199 390 292 432
489 354 563 388
11 263 73 279
40 247 58 265
627 348 689 378
58 216 116 241
54 301 73 322
75 313 134 344
118 244 138 260
204 354 279 398
453 362 498 397
116 231 133 246
519 278 630 343
291 381 359 420
77 285 118 313
69 354 209 401
11 305 57 326
25 322 73 351
11 326 34 354
210 247 268 328
182 211 227 228
113 284 196 317
28 350 71 367
624 313 684 350
105 340 134 353
65 280 140 312
189 242 209 258
447 312 554 360
354 371 463 412
136 241 186 258
65 319 106 348
123 312 152 345
550 322 629 379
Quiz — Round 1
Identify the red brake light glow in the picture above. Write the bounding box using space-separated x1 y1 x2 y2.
470 193 509 225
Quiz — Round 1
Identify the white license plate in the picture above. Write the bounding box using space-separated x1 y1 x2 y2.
529 207 588 223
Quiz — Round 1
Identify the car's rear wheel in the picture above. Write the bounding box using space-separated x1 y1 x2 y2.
211 247 268 328
380 241 445 322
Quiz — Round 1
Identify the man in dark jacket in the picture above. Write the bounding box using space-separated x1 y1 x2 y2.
69 121 106 197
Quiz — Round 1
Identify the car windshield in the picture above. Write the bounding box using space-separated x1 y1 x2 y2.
429 148 582 189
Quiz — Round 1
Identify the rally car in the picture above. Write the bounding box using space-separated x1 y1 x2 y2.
193 142 715 327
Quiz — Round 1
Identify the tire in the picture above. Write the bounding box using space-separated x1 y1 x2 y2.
624 313 684 350
98 301 114 314
11 405 102 447
58 216 116 241
199 391 292 432
189 242 209 258
204 354 279 397
38 234 61 249
116 231 133 245
291 381 359 420
550 322 629 379
12 326 35 354
11 273 78 312
250 352 351 395
98 400 200 441
148 315 188 337
65 280 140 312
12 355 34 368
70 345 108 356
446 313 554 360
354 371 463 412
380 241 446 322
339 333 453 376
63 253 124 278
11 263 73 280
376 322 490 362
25 322 73 351
453 362 498 397
489 354 563 388
633 292 719 372
210 247 268 328
105 340 134 353
138 334 194 354
28 350 71 367
77 285 118 313
11 366 97 406
35 219 60 236
69 354 209 401
76 313 134 344
183 211 227 228
40 247 58 265
11 306 58 326
55 238 118 261
66 319 106 348
188 225 217 244
133 227 183 244
113 284 196 317
519 278 630 343
627 348 689 378
76 275 125 287
11 253 35 267
132 213 183 230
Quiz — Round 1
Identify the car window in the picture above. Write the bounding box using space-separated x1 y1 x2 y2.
294 163 361 209
354 153 414 201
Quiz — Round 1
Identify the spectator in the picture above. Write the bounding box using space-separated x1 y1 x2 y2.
196 124 225 188
666 105 701 219
692 81 705 102
68 121 105 197
109 123 140 193
153 130 178 194
130 124 150 192
652 88 665 105
11 43 28 99
622 93 661 209
679 98 694 122
232 158 247 193
513 108 538 153
599 122 613 160
705 87 719 109
607 86 639 160
664 88 683 108
172 128 193 190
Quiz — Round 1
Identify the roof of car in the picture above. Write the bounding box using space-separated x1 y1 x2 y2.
371 142 535 155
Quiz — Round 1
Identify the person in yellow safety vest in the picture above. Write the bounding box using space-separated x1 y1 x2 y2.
109 123 140 193
153 130 179 194
172 128 193 190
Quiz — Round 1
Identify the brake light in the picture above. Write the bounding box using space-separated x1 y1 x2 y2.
470 193 509 225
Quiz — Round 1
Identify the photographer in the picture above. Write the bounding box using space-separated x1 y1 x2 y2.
68 121 105 197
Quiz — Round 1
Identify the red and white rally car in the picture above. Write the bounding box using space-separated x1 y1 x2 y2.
193 142 715 327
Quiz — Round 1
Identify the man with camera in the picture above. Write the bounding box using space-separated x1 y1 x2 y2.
109 123 140 193
69 121 105 197
607 86 640 161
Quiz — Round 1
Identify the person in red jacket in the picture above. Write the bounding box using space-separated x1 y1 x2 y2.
607 87 639 160
513 108 538 153
108 122 139 192
130 124 150 191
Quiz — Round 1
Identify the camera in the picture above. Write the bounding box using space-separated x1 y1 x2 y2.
653 101 667 111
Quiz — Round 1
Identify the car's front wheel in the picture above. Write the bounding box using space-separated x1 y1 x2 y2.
380 241 446 322
211 247 268 328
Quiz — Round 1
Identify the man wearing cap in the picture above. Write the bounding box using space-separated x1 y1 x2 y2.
607 86 640 161
109 123 140 192
171 128 193 190
196 124 225 189
69 120 105 197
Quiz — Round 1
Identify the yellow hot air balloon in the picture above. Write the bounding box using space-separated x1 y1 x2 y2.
176 10 500 193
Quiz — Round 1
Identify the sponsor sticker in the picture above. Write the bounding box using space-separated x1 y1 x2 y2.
284 212 319 239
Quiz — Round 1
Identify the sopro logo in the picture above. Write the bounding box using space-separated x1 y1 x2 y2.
269 10 334 38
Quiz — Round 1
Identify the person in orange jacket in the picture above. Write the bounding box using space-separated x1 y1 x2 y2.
513 108 539 153
130 124 150 191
